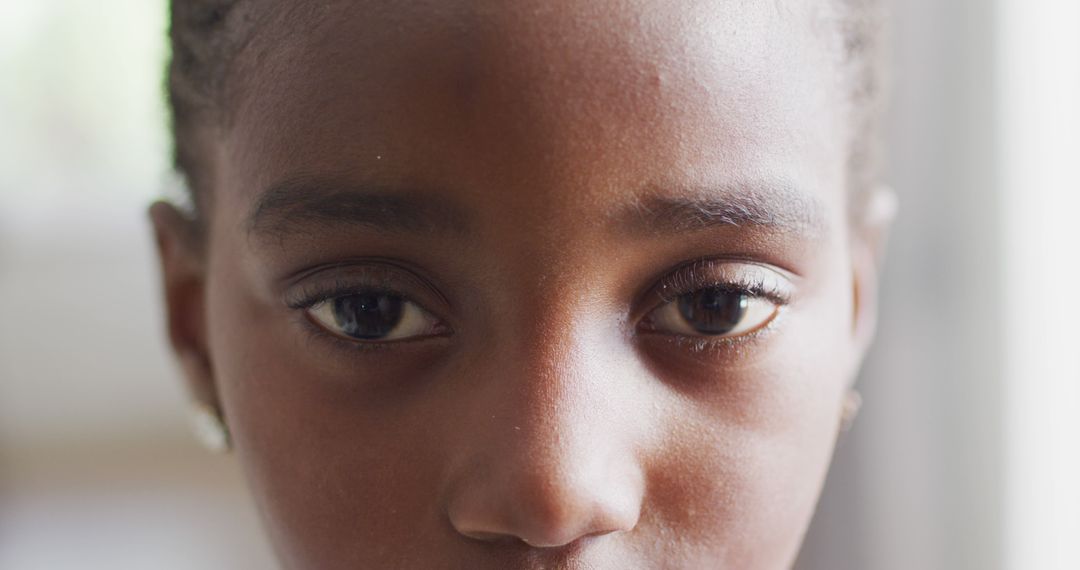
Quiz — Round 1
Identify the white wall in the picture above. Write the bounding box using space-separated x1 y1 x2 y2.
0 3 277 568
798 1 1004 568
999 0 1080 568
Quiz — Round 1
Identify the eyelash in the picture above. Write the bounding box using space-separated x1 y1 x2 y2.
284 260 792 354
639 260 793 352
285 277 403 311
284 274 454 354
652 260 792 306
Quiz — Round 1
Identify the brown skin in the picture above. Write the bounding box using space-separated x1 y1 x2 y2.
152 1 891 568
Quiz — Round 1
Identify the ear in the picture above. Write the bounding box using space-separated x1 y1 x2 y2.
149 202 219 409
850 186 898 363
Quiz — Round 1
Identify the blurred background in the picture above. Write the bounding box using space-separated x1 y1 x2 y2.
0 1 1076 569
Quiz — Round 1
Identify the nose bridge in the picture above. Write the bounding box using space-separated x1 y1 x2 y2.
446 299 645 548
510 324 621 481
502 278 630 474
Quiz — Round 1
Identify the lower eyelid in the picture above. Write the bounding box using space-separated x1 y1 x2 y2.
306 296 448 338
639 302 784 346
296 310 452 356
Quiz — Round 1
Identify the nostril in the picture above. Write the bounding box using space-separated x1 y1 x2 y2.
457 526 615 552
444 406 646 550
448 480 642 549
515 498 638 548
457 523 621 550
456 529 524 544
518 527 620 549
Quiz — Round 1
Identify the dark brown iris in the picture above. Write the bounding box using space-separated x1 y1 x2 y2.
676 288 749 335
331 294 404 339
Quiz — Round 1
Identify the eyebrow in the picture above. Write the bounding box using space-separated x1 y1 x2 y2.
247 175 471 239
620 182 829 239
248 175 828 243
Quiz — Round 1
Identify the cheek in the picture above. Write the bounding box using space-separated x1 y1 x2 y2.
645 410 840 568
643 352 847 567
203 246 458 566
641 265 856 565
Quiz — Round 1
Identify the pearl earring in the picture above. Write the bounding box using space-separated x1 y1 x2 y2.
840 390 863 432
189 401 231 453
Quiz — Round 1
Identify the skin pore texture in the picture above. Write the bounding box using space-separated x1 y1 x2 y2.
152 1 892 568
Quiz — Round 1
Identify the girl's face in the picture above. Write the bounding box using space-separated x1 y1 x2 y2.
154 1 884 568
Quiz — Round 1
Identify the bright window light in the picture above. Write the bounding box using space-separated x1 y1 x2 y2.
999 1 1080 569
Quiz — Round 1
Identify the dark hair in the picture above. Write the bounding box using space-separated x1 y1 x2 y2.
836 0 889 217
167 1 886 219
167 0 261 218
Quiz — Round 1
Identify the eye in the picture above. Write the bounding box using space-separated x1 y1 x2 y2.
306 292 444 342
644 287 779 338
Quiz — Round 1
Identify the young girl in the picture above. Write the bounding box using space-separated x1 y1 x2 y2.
151 1 895 567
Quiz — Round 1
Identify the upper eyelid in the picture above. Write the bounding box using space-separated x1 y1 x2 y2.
645 260 794 305
282 257 451 296
281 261 451 311
286 281 403 310
293 287 453 346
655 275 788 305
286 283 441 318
282 257 794 321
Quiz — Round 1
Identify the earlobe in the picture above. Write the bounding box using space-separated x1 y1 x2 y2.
860 186 899 265
148 201 219 408
851 186 898 360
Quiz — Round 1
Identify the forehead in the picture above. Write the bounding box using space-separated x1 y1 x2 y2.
220 0 849 233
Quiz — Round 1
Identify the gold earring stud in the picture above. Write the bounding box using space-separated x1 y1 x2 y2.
840 390 863 432
189 401 231 453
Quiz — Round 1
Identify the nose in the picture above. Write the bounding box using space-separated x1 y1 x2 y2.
448 440 643 548
445 340 646 548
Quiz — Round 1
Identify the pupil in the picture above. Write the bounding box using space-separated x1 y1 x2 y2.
331 294 404 339
677 288 748 335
